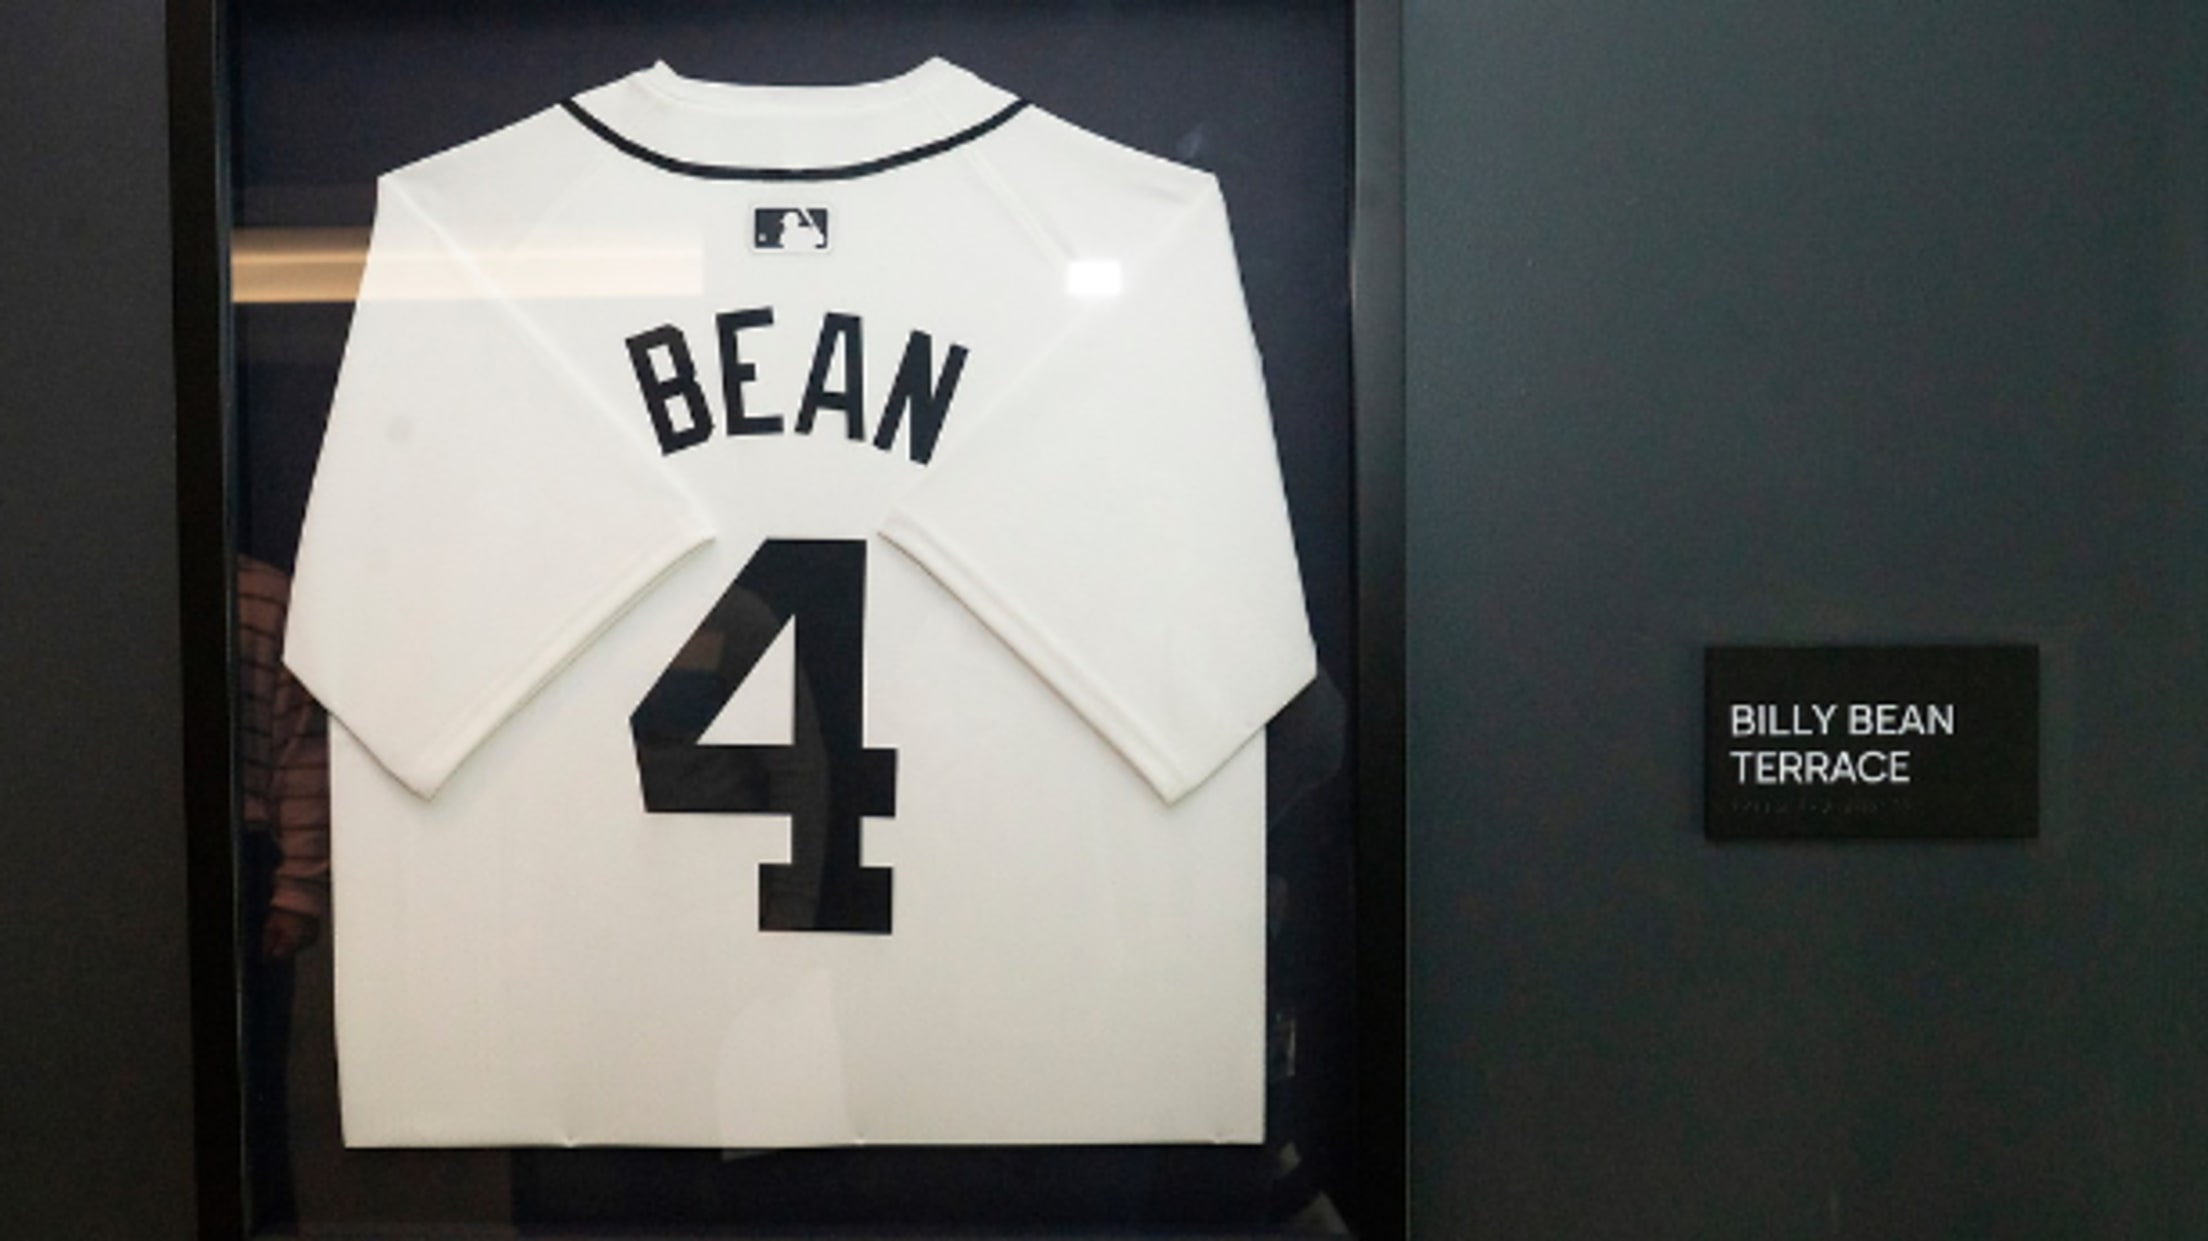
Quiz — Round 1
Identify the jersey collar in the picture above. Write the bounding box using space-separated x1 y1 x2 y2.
564 59 1025 182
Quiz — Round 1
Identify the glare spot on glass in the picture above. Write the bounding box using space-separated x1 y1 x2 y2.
1065 259 1123 300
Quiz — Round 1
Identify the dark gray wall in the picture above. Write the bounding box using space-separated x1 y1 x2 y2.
0 2 197 1238
1409 2 2208 1238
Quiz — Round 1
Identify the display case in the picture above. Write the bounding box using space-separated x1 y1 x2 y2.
173 2 1403 1235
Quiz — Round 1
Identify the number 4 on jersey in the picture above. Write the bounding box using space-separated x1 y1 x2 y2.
630 539 897 934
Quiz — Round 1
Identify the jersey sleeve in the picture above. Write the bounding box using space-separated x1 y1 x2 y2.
285 175 715 800
880 179 1315 803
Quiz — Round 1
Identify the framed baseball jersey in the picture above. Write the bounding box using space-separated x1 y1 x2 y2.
283 58 1316 1148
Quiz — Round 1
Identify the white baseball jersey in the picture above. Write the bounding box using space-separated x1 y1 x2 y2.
285 58 1314 1148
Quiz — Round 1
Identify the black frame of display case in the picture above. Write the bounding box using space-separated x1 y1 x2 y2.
170 2 1403 1236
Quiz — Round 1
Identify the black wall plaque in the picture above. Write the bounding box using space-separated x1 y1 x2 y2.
1705 645 2038 839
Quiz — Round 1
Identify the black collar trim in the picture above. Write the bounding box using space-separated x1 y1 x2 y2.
559 96 1029 182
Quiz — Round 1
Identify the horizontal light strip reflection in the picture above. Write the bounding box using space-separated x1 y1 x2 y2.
230 227 703 304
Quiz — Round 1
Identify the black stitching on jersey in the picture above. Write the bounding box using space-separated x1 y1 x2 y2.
559 97 1029 181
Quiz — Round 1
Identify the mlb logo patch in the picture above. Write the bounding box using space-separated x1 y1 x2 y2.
754 207 831 253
